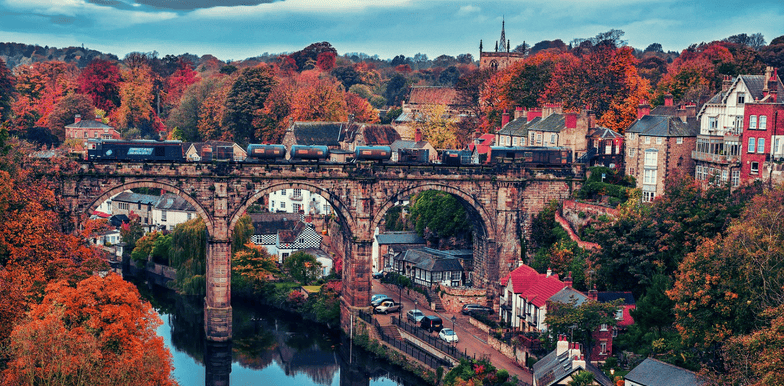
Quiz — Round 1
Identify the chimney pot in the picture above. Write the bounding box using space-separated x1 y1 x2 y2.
565 112 577 129
502 110 510 128
74 114 82 123
664 94 674 106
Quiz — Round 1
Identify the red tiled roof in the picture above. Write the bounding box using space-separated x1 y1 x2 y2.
408 86 458 106
468 134 495 154
92 211 111 218
500 265 566 308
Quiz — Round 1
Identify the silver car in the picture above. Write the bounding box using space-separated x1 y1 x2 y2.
374 300 401 314
406 309 425 323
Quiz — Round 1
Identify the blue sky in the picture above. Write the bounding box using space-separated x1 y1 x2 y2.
1 0 782 61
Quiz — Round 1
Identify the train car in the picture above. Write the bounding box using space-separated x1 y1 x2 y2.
441 150 472 165
354 146 392 161
86 139 185 162
397 148 429 163
487 146 572 166
290 145 330 160
246 144 287 161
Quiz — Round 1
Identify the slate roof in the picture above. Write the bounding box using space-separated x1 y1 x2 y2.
625 358 706 386
533 348 614 386
499 265 565 308
399 248 471 272
390 140 430 151
597 291 635 305
705 75 784 105
112 192 161 206
154 193 196 212
109 214 129 227
278 222 310 243
65 119 116 129
548 287 589 306
291 122 357 146
376 232 426 245
528 113 566 133
497 117 539 136
249 213 301 235
626 115 699 137
588 127 623 139
407 86 459 106
361 124 401 145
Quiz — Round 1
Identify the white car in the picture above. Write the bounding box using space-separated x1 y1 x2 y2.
406 309 425 323
439 328 459 343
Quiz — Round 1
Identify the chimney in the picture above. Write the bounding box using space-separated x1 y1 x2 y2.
769 69 779 101
722 75 733 92
637 101 651 120
514 106 524 120
664 93 674 107
556 335 570 356
415 128 422 142
95 114 102 122
565 112 577 129
572 354 586 371
588 285 598 301
587 110 596 128
563 272 573 288
527 108 542 123
502 110 510 128
546 268 552 277
74 114 82 124
684 103 697 117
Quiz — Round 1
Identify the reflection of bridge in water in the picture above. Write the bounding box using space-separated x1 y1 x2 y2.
55 161 582 340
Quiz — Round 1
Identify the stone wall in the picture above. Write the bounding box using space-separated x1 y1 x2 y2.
488 335 528 368
381 282 430 310
469 316 492 334
437 284 488 314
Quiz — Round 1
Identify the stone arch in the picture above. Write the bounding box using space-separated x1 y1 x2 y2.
229 181 356 242
84 180 213 232
371 182 496 242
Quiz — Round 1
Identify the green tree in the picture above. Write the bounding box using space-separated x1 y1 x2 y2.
223 65 277 145
130 231 163 267
283 251 321 285
409 190 471 245
168 217 207 296
48 93 95 141
120 214 144 252
545 298 623 357
232 214 254 255
568 371 595 386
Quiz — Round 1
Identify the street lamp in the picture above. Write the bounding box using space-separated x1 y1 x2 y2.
451 315 457 346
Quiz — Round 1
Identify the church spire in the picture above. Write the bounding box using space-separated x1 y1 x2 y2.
499 17 507 52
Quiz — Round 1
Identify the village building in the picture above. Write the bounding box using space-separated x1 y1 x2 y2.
392 247 471 287
738 68 784 184
65 114 120 141
110 191 162 232
624 357 706 386
525 105 595 161
249 213 322 263
184 141 247 162
586 126 624 170
499 265 567 331
373 231 426 272
495 107 540 147
625 98 699 202
151 193 198 231
533 335 614 386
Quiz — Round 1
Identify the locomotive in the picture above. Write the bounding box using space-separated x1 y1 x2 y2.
86 139 185 162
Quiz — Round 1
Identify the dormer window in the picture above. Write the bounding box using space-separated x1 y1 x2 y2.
737 92 745 104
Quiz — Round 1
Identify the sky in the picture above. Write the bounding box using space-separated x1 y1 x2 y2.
1 0 783 62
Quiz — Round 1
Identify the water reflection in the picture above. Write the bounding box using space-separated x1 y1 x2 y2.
134 280 416 386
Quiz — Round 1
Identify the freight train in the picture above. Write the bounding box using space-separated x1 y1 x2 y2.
84 139 573 167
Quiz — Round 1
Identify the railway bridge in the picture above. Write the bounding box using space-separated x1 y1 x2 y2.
55 161 582 341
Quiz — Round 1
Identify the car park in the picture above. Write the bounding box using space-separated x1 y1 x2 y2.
461 304 493 315
370 294 390 307
374 299 401 314
438 328 459 343
420 315 443 332
406 309 425 323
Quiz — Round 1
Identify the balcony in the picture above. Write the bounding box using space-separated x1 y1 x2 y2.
288 194 303 201
691 151 740 164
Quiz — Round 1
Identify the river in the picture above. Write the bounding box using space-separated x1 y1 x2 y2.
133 280 423 386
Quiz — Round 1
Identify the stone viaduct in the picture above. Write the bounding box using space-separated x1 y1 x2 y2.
55 161 582 341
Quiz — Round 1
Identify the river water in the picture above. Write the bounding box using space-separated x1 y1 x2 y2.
134 281 421 386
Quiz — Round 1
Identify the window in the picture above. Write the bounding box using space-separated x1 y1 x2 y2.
760 115 767 130
656 137 663 145
758 138 765 153
612 328 619 338
615 309 624 320
735 116 744 129
732 170 740 187
749 137 756 153
271 200 275 208
83 131 88 138
722 169 728 183
187 213 192 220
644 150 658 166
750 115 757 129
280 201 285 208
161 210 167 222
551 134 557 144
643 169 657 185
628 148 636 157
696 165 704 180
677 137 683 144
605 143 612 154
293 203 301 213
709 117 718 130
293 188 302 198
512 137 518 146
751 162 759 174
737 92 745 104
536 134 542 144
645 136 651 144
600 342 607 355
600 323 608 331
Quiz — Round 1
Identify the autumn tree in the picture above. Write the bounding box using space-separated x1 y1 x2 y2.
345 92 379 123
0 58 14 123
232 243 279 296
414 104 458 149
545 298 623 358
1 274 176 386
289 42 337 72
78 58 122 113
721 305 784 386
283 251 321 285
223 65 277 145
12 61 78 135
164 57 199 109
114 64 160 138
47 93 95 140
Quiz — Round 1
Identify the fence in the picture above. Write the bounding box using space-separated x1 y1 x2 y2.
372 318 451 369
393 316 473 362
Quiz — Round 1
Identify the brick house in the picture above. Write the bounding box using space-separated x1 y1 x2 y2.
586 127 624 170
533 335 614 386
495 107 542 147
526 105 594 161
625 100 699 202
739 68 784 183
65 114 120 141
694 68 784 187
586 290 636 363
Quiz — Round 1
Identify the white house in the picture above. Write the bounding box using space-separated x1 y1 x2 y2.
499 265 569 331
151 193 198 231
269 188 332 216
249 213 323 263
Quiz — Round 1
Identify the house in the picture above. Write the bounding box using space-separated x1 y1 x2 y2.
625 99 699 202
110 191 162 232
65 114 121 141
396 86 468 140
249 213 322 263
374 231 426 272
499 265 567 331
268 187 332 216
693 68 784 188
469 133 496 163
151 193 198 231
300 247 334 278
624 358 706 386
277 222 323 264
184 141 246 162
525 105 594 160
393 247 470 287
389 138 438 163
739 68 784 183
533 335 614 386
495 107 541 147
584 290 636 363
586 127 624 170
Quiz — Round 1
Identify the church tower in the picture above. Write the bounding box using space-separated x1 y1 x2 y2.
479 18 525 71
498 18 507 52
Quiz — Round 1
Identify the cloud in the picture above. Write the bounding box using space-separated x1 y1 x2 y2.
457 4 480 16
3 0 178 26
191 0 412 18
135 0 275 11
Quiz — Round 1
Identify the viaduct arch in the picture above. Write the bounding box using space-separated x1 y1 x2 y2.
55 161 582 341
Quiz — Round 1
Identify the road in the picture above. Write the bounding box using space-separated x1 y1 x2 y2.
370 279 534 384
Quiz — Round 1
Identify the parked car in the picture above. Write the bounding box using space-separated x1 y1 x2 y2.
406 309 425 323
461 304 493 315
438 328 459 343
370 294 390 307
374 300 401 314
372 271 385 279
420 315 443 332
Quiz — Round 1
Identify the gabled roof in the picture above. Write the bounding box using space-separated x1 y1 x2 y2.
407 86 459 106
65 119 116 129
625 358 706 386
361 124 401 146
499 265 565 308
704 75 784 106
376 232 426 245
548 287 588 306
497 117 538 136
626 115 699 137
249 213 301 235
187 141 242 153
291 121 358 146
399 247 471 272
278 222 311 243
112 191 161 206
154 193 196 212
588 127 622 139
597 291 635 305
533 348 613 386
527 113 566 133
468 134 495 154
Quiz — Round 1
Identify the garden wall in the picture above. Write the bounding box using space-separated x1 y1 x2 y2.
437 284 488 314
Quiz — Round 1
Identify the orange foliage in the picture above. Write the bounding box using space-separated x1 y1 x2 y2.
11 61 79 133
345 92 379 123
